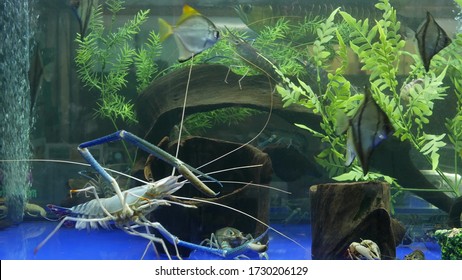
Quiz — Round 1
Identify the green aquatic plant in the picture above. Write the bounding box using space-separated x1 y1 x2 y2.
277 7 355 178
75 0 162 125
167 21 308 136
168 11 347 136
275 0 461 198
434 228 462 260
199 19 312 79
182 108 261 136
438 33 462 194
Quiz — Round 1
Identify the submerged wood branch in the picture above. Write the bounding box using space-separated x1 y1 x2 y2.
136 64 319 144
136 63 456 214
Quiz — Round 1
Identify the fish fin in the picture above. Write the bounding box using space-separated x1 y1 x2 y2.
364 84 373 101
177 4 201 25
345 128 356 167
335 110 349 135
158 18 174 41
373 115 394 148
69 0 95 41
173 35 195 62
183 4 201 16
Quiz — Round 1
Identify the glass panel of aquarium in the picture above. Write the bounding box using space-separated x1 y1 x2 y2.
1 0 461 261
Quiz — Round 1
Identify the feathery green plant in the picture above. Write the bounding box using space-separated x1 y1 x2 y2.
75 0 162 126
74 0 163 166
182 108 260 136
200 20 310 78
170 12 348 135
172 21 309 136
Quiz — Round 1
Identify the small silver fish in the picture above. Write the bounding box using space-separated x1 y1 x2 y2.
341 86 394 175
399 78 424 105
415 12 451 72
158 5 219 62
225 27 281 83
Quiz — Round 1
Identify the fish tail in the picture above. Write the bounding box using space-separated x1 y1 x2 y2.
158 18 174 41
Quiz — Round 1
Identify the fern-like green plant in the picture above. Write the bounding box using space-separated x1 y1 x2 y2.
75 0 162 126
277 7 355 178
273 0 460 198
74 0 164 167
166 9 355 137
340 1 457 196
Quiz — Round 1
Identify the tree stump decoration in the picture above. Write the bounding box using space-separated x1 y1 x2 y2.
310 181 405 260
143 136 273 257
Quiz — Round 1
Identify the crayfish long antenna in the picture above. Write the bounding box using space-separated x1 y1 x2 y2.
172 54 194 175
177 163 218 197
172 195 309 253
0 159 153 186
193 58 276 174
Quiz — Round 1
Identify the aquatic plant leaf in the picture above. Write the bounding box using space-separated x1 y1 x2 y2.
107 0 124 14
341 0 404 93
334 30 349 73
332 168 363 181
315 147 349 178
339 11 358 28
311 8 339 69
418 133 447 170
402 68 447 131
182 108 259 136
295 124 324 138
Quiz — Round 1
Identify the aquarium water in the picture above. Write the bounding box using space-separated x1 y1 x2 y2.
0 0 460 261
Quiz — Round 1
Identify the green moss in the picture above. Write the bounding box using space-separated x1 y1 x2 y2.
434 228 462 260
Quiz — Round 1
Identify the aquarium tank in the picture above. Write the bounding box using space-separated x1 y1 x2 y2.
0 0 461 261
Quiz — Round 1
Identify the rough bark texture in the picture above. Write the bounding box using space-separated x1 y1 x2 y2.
135 64 320 145
310 181 405 260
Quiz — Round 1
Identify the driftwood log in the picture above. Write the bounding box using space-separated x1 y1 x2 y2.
143 136 272 257
310 181 405 260
136 64 319 145
136 64 457 214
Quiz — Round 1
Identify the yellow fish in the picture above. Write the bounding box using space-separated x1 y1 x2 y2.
158 5 219 62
